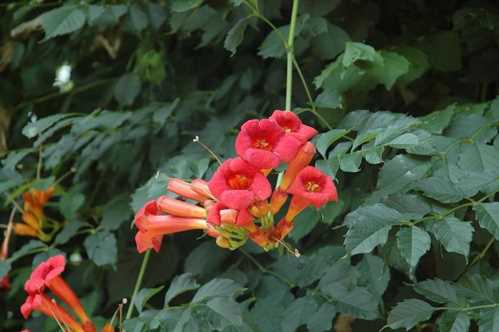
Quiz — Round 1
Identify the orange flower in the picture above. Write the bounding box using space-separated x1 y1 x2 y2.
14 187 55 241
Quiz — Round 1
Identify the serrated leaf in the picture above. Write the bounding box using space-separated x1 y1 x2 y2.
358 255 390 298
474 203 499 239
315 129 349 157
289 207 320 241
344 204 402 255
134 286 165 313
429 217 474 259
386 299 435 330
84 231 117 266
480 308 499 332
281 297 319 332
192 279 241 303
22 114 74 138
307 303 336 332
224 18 249 55
101 195 131 231
370 51 410 89
171 0 203 12
342 42 383 67
206 297 243 326
437 312 470 332
339 152 362 173
415 278 458 303
396 226 431 272
40 6 86 40
164 273 200 306
258 25 289 59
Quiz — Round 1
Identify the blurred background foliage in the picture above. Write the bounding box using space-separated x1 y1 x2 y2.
0 0 499 331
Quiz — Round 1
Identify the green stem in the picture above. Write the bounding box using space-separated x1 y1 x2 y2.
239 249 295 287
437 302 499 312
285 0 300 112
126 250 152 320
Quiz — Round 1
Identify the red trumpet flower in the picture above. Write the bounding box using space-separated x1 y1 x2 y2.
167 178 210 202
156 196 207 219
134 200 210 253
235 119 301 169
286 166 338 221
22 255 97 332
269 110 318 142
209 158 271 210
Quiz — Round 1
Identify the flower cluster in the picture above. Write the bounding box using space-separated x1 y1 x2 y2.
21 255 114 332
14 187 60 242
133 110 338 253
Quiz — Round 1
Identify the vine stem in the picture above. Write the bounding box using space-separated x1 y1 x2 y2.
437 302 499 312
285 0 300 112
126 250 151 320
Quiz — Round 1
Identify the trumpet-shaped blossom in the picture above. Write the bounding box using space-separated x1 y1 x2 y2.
134 200 210 253
209 158 271 209
286 166 338 221
235 119 301 169
269 110 318 142
167 178 209 202
14 187 55 241
279 142 316 191
21 294 86 332
207 202 253 226
24 255 92 327
156 196 207 218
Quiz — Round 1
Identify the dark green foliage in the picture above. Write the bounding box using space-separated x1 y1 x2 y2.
1 0 499 331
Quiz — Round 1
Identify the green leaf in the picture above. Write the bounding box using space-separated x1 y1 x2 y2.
428 217 474 259
281 297 319 332
224 18 250 56
206 297 243 326
396 226 431 272
386 299 435 330
311 23 350 60
315 129 349 158
437 312 471 332
101 195 131 231
114 73 142 106
184 241 230 278
474 203 499 239
22 114 75 138
164 273 200 306
54 220 84 245
370 51 410 89
40 6 87 41
307 303 336 332
130 172 169 212
134 286 165 313
84 231 117 266
395 46 430 86
171 0 203 12
344 204 402 255
258 25 289 59
59 191 85 220
129 4 149 32
358 255 390 298
415 278 458 303
342 42 383 67
192 279 241 303
420 105 455 134
289 207 320 241
479 308 499 332
339 152 362 173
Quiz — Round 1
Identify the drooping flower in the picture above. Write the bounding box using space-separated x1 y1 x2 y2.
269 110 318 142
24 255 93 329
22 255 96 332
208 158 271 209
207 202 253 226
21 294 85 332
235 119 302 169
134 200 211 253
285 166 338 221
14 187 55 241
